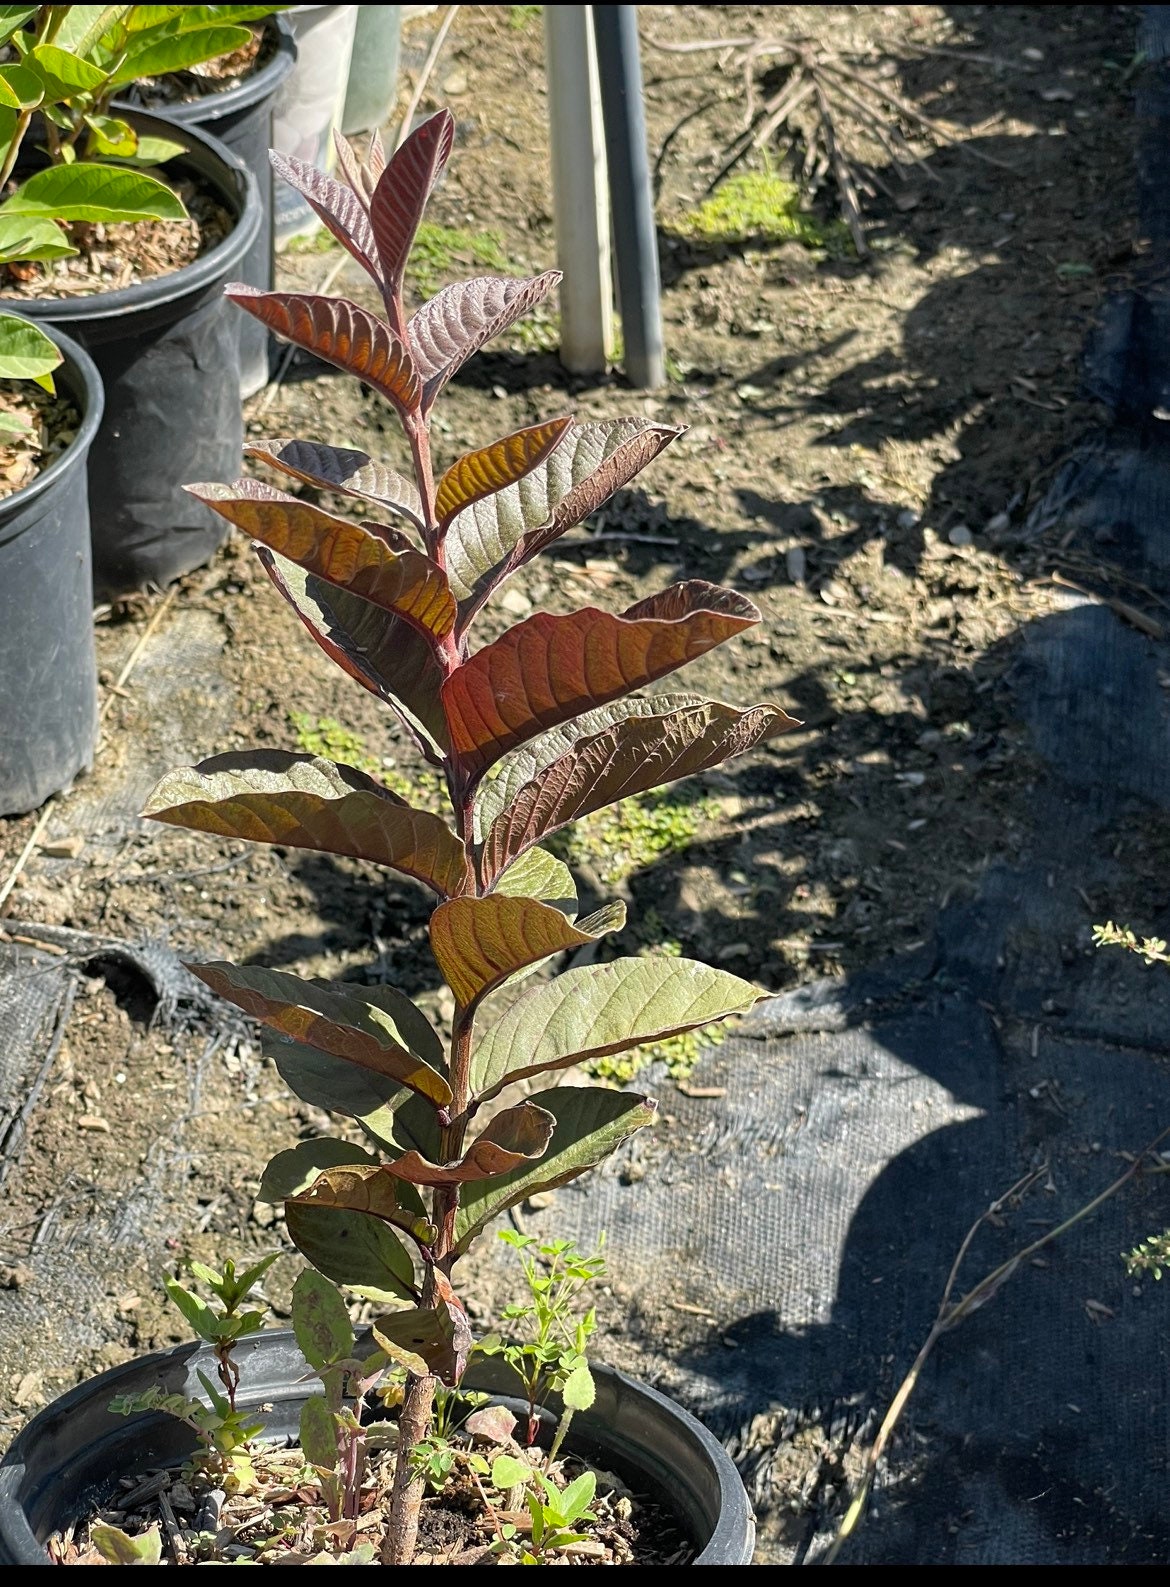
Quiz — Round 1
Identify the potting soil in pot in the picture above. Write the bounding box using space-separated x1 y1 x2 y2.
0 382 79 500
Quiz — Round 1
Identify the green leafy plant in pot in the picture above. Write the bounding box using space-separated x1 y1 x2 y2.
139 109 798 1564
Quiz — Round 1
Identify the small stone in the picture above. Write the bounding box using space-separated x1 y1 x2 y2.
525 1191 555 1210
0 1263 33 1290
442 69 468 96
947 524 974 546
785 546 806 585
896 508 919 532
499 586 533 617
252 1200 277 1229
436 989 456 1023
78 1115 110 1132
986 511 1010 534
38 834 84 858
14 1371 43 1407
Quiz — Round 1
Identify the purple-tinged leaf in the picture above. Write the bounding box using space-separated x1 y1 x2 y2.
383 1102 554 1187
408 271 561 412
435 416 572 532
372 1288 471 1385
269 151 380 284
291 1166 438 1255
191 480 454 639
257 551 450 761
446 419 682 632
429 894 625 1008
443 583 760 782
226 285 421 417
333 128 376 205
246 438 424 531
370 108 454 311
142 750 470 899
477 695 801 884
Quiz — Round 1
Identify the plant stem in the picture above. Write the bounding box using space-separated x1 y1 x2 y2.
0 109 33 193
383 1368 437 1561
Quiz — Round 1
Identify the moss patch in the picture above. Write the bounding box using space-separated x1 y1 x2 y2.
676 171 849 252
549 785 718 886
409 222 512 299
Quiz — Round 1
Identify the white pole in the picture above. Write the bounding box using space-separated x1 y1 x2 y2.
544 4 614 375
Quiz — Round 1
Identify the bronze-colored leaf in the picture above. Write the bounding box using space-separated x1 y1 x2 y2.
383 1101 554 1186
188 961 452 1106
290 1164 437 1251
479 696 800 884
372 1291 470 1385
443 583 760 782
143 751 469 898
190 480 454 638
245 438 423 531
435 417 572 530
445 419 682 632
269 152 380 284
370 109 454 308
429 893 625 1008
408 271 561 411
226 285 421 417
258 551 451 761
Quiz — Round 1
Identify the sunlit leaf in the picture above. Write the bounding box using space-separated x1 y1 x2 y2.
292 1268 355 1370
27 43 107 96
0 62 42 108
429 894 624 1009
408 270 560 412
493 845 577 918
54 4 132 55
0 312 61 381
299 1395 338 1472
6 162 186 223
90 1522 162 1567
288 1200 419 1306
454 1088 656 1253
258 550 451 761
269 151 381 285
0 8 38 50
445 419 682 629
190 479 454 638
471 956 761 1101
444 583 760 782
83 113 137 157
435 416 572 530
109 24 252 83
384 1101 554 1187
478 695 800 883
370 108 453 308
0 213 75 266
226 285 420 417
144 750 469 898
290 1164 438 1251
245 438 423 530
258 1137 381 1203
188 961 452 1106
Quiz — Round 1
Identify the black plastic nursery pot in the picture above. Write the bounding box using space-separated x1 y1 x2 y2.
0 325 104 816
118 16 297 398
0 1331 756 1566
5 111 262 604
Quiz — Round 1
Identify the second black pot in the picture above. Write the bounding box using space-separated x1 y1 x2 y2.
7 112 262 602
0 1331 755 1566
118 16 297 398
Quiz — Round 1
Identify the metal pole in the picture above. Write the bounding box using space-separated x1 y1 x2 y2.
591 3 664 388
545 5 614 375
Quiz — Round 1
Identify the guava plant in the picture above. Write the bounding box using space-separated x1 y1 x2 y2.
143 110 798 1564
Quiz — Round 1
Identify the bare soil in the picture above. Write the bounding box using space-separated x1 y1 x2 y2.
0 0 1148 1552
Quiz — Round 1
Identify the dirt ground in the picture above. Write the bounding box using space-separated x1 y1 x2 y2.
0 0 1149 1546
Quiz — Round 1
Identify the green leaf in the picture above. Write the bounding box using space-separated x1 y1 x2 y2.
0 312 61 381
429 894 624 1010
491 1454 530 1491
0 9 38 50
28 43 109 97
0 63 42 108
454 1088 656 1253
144 751 469 900
54 5 133 56
188 962 451 1107
84 112 137 157
217 1251 278 1311
90 1522 163 1566
471 955 761 1101
292 1268 354 1370
290 1163 437 1252
561 1363 595 1413
258 1137 380 1204
557 1470 596 1525
0 211 75 266
493 845 577 918
124 131 186 164
299 1393 339 1472
196 1368 231 1420
109 23 252 83
163 1276 222 1342
6 162 186 222
284 1201 419 1305
265 1037 441 1167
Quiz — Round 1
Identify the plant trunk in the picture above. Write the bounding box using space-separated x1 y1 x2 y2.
382 1370 437 1564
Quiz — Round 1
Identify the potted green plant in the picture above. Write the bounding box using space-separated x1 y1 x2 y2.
0 309 102 814
0 110 792 1562
115 9 297 397
0 5 269 599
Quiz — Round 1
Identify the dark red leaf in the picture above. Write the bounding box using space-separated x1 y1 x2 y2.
269 151 380 284
408 272 561 412
370 109 454 312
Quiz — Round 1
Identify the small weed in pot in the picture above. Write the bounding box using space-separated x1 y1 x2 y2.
116 108 798 1565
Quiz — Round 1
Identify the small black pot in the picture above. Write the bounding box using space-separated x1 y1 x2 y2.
0 324 104 816
0 1331 755 1566
7 112 262 602
117 16 297 398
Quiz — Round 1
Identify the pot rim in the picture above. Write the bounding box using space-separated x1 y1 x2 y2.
117 13 297 128
0 110 261 323
0 320 103 520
